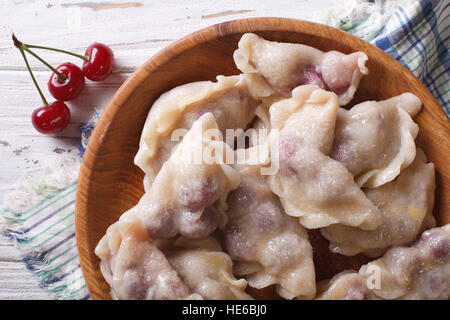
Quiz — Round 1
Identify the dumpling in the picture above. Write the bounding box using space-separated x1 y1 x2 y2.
166 237 253 300
95 214 202 300
233 33 368 105
267 85 381 230
222 164 315 299
96 215 251 300
134 75 260 190
321 149 436 257
129 113 240 239
316 224 450 300
330 93 421 188
380 91 422 117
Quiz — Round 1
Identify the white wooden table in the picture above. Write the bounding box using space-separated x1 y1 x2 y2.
0 0 338 299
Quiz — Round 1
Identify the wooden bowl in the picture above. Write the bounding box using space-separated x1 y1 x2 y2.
75 17 450 300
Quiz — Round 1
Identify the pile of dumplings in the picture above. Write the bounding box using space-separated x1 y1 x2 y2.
95 33 450 300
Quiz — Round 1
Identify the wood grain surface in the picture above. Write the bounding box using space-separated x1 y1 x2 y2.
74 17 450 300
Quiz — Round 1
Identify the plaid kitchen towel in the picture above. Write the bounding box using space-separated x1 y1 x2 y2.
0 0 448 300
327 0 450 114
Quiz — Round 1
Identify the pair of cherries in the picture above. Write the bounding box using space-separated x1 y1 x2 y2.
13 34 114 133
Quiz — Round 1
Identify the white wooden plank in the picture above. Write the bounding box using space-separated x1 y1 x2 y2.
0 0 338 71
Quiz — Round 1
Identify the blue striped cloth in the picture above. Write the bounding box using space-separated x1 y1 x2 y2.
330 0 449 114
375 0 449 114
0 0 448 300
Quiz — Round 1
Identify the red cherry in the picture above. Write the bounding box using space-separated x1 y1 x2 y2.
48 62 85 101
82 43 114 81
32 101 71 134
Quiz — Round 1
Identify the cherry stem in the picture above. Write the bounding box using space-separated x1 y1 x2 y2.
21 45 67 82
18 47 48 107
25 44 89 62
12 33 67 82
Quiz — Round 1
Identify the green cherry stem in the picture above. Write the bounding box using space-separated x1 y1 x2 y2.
21 45 67 81
12 33 66 82
18 47 48 107
25 44 89 62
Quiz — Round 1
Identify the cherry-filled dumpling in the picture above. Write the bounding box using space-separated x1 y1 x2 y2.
268 85 381 230
331 93 421 188
95 214 202 300
134 75 260 190
129 113 240 239
233 33 368 105
166 237 253 300
222 164 315 299
316 224 450 300
321 148 436 257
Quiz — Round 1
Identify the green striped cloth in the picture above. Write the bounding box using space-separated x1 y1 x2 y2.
0 154 89 299
1 181 88 299
0 0 448 300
